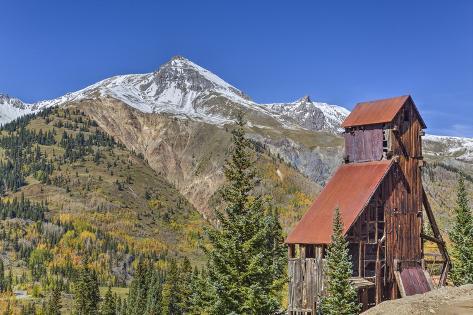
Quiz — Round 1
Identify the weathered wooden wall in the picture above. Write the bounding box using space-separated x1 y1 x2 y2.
344 126 384 163
345 162 423 301
288 245 325 314
389 98 423 214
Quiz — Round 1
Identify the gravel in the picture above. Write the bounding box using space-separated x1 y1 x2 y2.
363 284 473 315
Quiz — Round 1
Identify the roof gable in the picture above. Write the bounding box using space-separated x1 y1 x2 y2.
285 160 394 244
341 95 426 128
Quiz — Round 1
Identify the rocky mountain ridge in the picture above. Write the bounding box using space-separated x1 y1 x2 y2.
0 56 349 133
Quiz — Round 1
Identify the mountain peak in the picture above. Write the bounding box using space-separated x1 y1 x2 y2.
170 55 187 61
154 55 252 104
0 94 26 108
297 95 312 103
167 55 195 67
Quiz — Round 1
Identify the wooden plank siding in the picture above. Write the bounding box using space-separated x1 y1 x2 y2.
288 245 325 314
383 99 425 299
344 126 384 163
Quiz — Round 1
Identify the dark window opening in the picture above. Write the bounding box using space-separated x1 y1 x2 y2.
369 206 376 221
377 205 385 222
367 287 376 307
305 245 315 258
364 261 376 277
368 223 376 243
378 222 385 239
403 108 409 122
365 244 377 261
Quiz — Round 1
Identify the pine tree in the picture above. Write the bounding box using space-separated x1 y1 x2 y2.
189 267 212 313
126 258 149 315
205 114 286 314
0 259 4 292
161 259 182 315
449 175 473 286
101 285 116 315
178 257 192 313
321 208 360 315
46 286 62 315
5 268 12 292
20 303 35 315
73 264 100 315
145 271 163 315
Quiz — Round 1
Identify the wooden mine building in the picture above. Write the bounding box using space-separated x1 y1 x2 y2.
286 95 451 313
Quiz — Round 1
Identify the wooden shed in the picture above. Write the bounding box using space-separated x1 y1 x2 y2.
286 95 450 314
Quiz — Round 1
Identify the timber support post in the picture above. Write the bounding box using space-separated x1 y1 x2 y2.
422 188 451 286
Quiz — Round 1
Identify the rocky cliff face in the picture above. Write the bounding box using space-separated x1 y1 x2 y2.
77 97 230 215
76 97 323 216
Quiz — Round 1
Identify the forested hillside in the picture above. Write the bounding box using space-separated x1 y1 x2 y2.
0 106 320 313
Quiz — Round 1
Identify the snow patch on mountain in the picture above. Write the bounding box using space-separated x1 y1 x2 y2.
0 94 36 125
424 134 473 162
261 95 350 133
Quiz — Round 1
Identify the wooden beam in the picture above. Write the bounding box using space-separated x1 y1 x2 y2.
393 131 408 157
394 271 407 298
422 188 451 286
420 233 444 245
375 234 386 304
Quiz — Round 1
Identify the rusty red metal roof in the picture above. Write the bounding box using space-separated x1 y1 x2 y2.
285 160 393 244
341 95 426 128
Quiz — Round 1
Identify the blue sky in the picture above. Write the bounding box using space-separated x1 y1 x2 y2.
1 1 472 136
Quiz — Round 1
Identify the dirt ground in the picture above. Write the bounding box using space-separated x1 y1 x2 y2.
363 284 473 315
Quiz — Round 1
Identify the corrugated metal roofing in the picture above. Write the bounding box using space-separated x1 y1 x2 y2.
341 95 426 128
285 160 393 244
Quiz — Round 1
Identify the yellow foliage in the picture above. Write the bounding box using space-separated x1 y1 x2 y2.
79 230 97 242
58 212 73 224
292 191 312 208
148 199 162 208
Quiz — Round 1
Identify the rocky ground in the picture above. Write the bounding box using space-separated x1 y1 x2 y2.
363 284 473 315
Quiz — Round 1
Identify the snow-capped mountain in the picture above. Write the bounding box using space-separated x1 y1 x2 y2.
0 56 348 132
261 95 350 133
423 134 473 162
0 94 36 125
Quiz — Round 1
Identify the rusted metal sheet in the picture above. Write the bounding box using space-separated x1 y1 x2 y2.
285 160 393 244
398 267 432 296
341 95 426 128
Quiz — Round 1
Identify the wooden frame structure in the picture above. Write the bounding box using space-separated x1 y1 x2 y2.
286 96 450 314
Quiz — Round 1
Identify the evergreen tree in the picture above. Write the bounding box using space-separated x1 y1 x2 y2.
46 286 62 315
126 258 149 315
449 175 473 285
5 268 12 292
188 267 212 313
178 257 192 314
205 114 286 314
73 264 100 315
145 271 163 315
20 303 35 315
0 259 4 292
101 285 116 315
162 259 182 315
321 208 360 315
